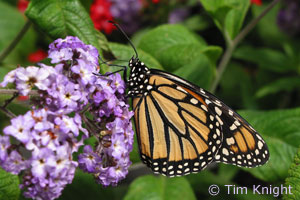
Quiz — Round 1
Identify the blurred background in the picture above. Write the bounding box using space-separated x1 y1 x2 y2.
0 0 300 199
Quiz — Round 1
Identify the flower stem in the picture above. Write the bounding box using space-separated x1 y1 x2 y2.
0 89 39 119
210 0 281 93
0 89 38 96
3 92 18 108
0 107 16 119
0 21 31 63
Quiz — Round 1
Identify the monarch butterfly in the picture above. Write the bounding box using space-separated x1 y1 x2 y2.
111 23 269 177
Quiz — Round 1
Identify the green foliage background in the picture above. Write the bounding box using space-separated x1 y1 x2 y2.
0 0 299 199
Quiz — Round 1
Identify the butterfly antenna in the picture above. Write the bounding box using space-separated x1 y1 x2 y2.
109 21 138 59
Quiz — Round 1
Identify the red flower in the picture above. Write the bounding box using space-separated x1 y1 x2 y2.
17 0 29 13
90 0 116 34
152 0 160 3
251 0 262 6
28 49 48 63
17 96 29 101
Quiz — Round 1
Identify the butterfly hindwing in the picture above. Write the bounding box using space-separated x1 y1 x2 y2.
204 95 269 167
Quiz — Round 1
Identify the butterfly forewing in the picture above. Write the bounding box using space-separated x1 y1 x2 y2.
132 74 223 177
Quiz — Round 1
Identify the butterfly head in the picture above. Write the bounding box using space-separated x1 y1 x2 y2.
127 57 151 97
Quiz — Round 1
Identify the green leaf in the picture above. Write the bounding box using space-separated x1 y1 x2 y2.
124 175 196 200
0 168 20 200
233 46 296 73
219 62 257 109
78 0 93 11
0 1 36 64
136 25 218 88
200 0 250 39
173 52 215 89
187 169 275 200
181 15 211 32
137 24 207 71
256 77 300 98
109 42 163 71
283 148 300 200
218 164 239 182
25 0 100 50
138 24 206 52
59 170 127 200
131 28 151 47
238 108 300 182
224 0 250 40
200 45 223 65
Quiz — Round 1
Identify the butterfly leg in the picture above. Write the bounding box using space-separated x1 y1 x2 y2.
93 64 128 83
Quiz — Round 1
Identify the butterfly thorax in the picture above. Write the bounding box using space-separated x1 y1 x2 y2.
127 58 151 97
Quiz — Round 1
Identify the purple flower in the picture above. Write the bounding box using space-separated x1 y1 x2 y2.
78 145 102 173
31 148 56 180
31 108 53 132
110 73 125 94
48 36 99 68
0 69 16 87
0 136 10 162
110 0 142 34
3 114 34 143
109 133 127 159
2 150 28 175
51 144 75 177
54 115 80 137
15 66 50 95
71 59 96 85
277 0 300 35
168 8 190 24
48 48 73 64
58 82 81 110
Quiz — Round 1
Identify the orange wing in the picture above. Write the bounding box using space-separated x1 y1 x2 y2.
132 75 223 177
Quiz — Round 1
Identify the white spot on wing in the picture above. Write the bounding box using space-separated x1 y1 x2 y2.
258 141 263 150
215 106 222 116
234 120 241 126
216 115 224 125
230 124 237 130
205 99 211 104
176 86 187 93
222 148 229 156
226 137 235 145
190 98 198 104
201 105 208 112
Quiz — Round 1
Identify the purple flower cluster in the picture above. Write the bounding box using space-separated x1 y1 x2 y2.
1 109 83 199
0 36 134 199
277 0 300 36
110 0 142 34
78 72 134 186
